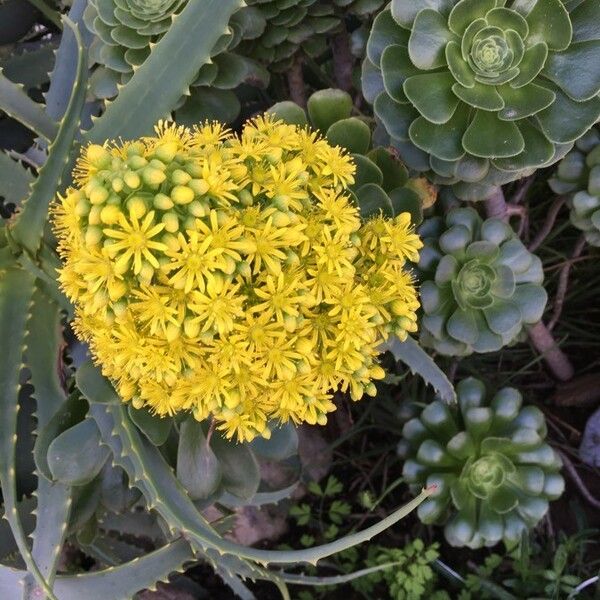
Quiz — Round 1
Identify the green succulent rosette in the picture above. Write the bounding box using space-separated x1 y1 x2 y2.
235 0 339 72
83 0 268 116
268 88 437 224
419 207 547 356
550 126 600 246
362 0 600 201
398 377 564 548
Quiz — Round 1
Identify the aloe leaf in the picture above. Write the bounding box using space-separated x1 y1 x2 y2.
0 70 57 141
44 0 94 120
381 335 456 403
0 152 34 208
24 289 71 588
5 538 195 600
8 17 87 256
0 269 57 599
83 0 243 143
81 363 433 567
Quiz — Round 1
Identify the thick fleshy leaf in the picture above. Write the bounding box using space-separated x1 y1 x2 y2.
463 110 525 158
408 9 456 70
448 0 496 36
176 418 221 501
368 147 409 190
250 423 298 461
128 405 172 446
367 8 409 65
536 88 600 143
404 72 459 124
352 155 384 188
460 18 487 61
439 224 472 254
435 254 460 285
543 41 600 102
307 88 353 132
510 42 548 88
489 485 518 514
391 0 455 29
47 419 110 486
570 0 600 43
498 82 555 120
356 183 394 218
326 118 371 154
485 7 529 38
266 101 308 126
491 265 516 298
452 82 505 111
361 58 385 104
483 299 522 334
478 503 504 543
456 155 490 182
512 283 547 323
409 109 469 161
447 308 479 345
389 187 423 224
445 508 476 546
446 41 475 88
526 0 572 51
210 435 260 500
374 92 419 140
493 120 554 171
381 44 419 102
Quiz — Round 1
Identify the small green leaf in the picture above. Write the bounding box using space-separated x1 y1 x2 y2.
352 155 384 189
409 109 469 162
367 8 409 65
446 40 475 88
266 101 308 126
356 183 394 219
176 418 221 501
389 187 423 225
374 92 419 140
463 110 525 158
498 83 555 120
408 9 456 70
76 361 118 405
128 405 172 446
47 419 110 486
176 87 241 125
307 88 353 133
509 42 548 89
250 422 298 461
367 147 409 191
326 118 371 154
34 394 89 481
404 72 459 124
448 0 496 36
536 87 600 144
381 44 419 102
452 82 505 111
525 0 571 51
542 41 600 102
211 435 260 500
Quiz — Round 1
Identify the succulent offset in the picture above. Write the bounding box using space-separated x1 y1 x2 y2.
550 126 600 246
362 0 600 201
268 88 437 224
52 116 422 442
83 0 268 119
398 377 564 548
418 207 547 356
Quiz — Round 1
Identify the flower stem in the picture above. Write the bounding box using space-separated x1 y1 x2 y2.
287 55 307 107
332 31 353 92
484 187 574 381
484 187 509 220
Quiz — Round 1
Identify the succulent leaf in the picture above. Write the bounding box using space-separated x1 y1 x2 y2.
365 0 600 200
550 125 600 246
418 207 547 356
399 377 564 548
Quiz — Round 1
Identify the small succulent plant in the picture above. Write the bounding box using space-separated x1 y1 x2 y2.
398 377 564 548
418 207 547 356
362 0 600 201
83 0 268 117
268 88 436 224
550 126 600 246
237 0 340 72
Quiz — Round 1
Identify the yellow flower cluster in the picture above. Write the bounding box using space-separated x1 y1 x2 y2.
54 116 422 441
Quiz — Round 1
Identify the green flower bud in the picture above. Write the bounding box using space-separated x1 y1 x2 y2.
153 193 174 210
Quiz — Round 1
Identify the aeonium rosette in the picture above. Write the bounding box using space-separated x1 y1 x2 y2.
53 116 422 442
363 0 600 201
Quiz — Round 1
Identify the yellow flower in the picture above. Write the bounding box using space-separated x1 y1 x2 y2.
103 211 167 275
53 116 421 442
